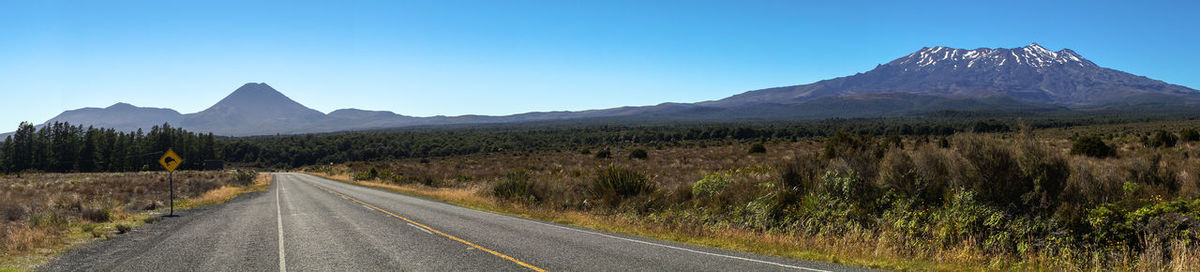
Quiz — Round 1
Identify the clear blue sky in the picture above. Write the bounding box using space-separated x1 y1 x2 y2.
2 0 1197 130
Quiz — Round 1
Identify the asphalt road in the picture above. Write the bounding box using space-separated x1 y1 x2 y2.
43 173 871 272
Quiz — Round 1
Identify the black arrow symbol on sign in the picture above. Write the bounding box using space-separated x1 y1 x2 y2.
164 157 177 166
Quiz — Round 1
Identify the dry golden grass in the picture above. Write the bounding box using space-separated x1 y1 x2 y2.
178 173 272 208
0 170 270 271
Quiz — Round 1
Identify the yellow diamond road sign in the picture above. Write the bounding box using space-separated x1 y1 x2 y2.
159 149 182 172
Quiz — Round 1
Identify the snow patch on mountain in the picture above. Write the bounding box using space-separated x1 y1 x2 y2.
889 43 1096 70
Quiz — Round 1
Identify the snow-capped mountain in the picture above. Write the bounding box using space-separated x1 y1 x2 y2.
711 43 1198 107
889 43 1094 70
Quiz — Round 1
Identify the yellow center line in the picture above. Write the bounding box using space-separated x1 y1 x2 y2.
307 182 547 272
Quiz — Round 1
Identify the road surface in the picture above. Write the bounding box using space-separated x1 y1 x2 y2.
44 173 869 271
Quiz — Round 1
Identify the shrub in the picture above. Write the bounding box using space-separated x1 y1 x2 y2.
81 206 113 223
692 172 733 198
955 134 1027 210
629 149 648 160
30 213 70 228
592 166 652 201
354 168 379 181
823 131 874 160
820 167 876 208
1014 138 1071 211
116 224 132 234
234 169 257 185
1064 159 1123 205
906 145 959 206
3 205 29 222
1070 135 1116 158
493 170 538 202
748 143 767 154
878 148 948 205
1146 130 1178 148
594 149 612 159
823 131 882 179
778 152 825 194
1181 129 1200 142
1125 153 1179 192
883 134 903 150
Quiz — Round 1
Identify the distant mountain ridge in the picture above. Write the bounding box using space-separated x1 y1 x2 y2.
42 103 183 133
13 43 1199 137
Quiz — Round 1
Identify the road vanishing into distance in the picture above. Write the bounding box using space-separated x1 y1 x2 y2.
44 173 868 272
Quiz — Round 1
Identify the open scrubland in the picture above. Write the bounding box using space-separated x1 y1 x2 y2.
0 170 268 270
305 124 1200 271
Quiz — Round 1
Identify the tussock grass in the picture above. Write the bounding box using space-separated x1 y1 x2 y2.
177 172 272 208
308 171 971 270
303 130 1200 271
0 171 272 271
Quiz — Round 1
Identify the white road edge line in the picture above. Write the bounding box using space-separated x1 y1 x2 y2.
276 175 287 272
302 173 830 272
532 221 831 272
408 223 434 235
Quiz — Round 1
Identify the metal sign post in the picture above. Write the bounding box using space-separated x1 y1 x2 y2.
169 171 174 215
159 148 183 216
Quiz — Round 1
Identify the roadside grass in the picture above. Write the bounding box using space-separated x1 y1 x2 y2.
0 171 271 271
304 171 976 271
176 173 273 208
302 128 1200 271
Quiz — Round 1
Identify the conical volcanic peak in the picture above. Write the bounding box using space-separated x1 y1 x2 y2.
181 82 326 136
209 83 302 109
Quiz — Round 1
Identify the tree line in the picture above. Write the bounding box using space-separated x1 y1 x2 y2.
0 122 218 173
0 116 1133 173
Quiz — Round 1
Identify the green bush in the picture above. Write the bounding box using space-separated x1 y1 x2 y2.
81 206 113 223
748 143 767 154
1070 135 1116 158
629 149 648 160
354 167 379 181
594 149 612 159
778 152 824 194
905 145 958 206
1145 130 1177 148
955 135 1069 213
878 148 945 205
820 168 876 208
492 170 539 202
823 131 882 179
823 131 875 160
1014 139 1071 211
235 169 257 185
592 166 652 201
1181 128 1200 142
1085 199 1200 251
956 135 1026 209
1125 153 1179 192
116 224 132 234
692 172 733 198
